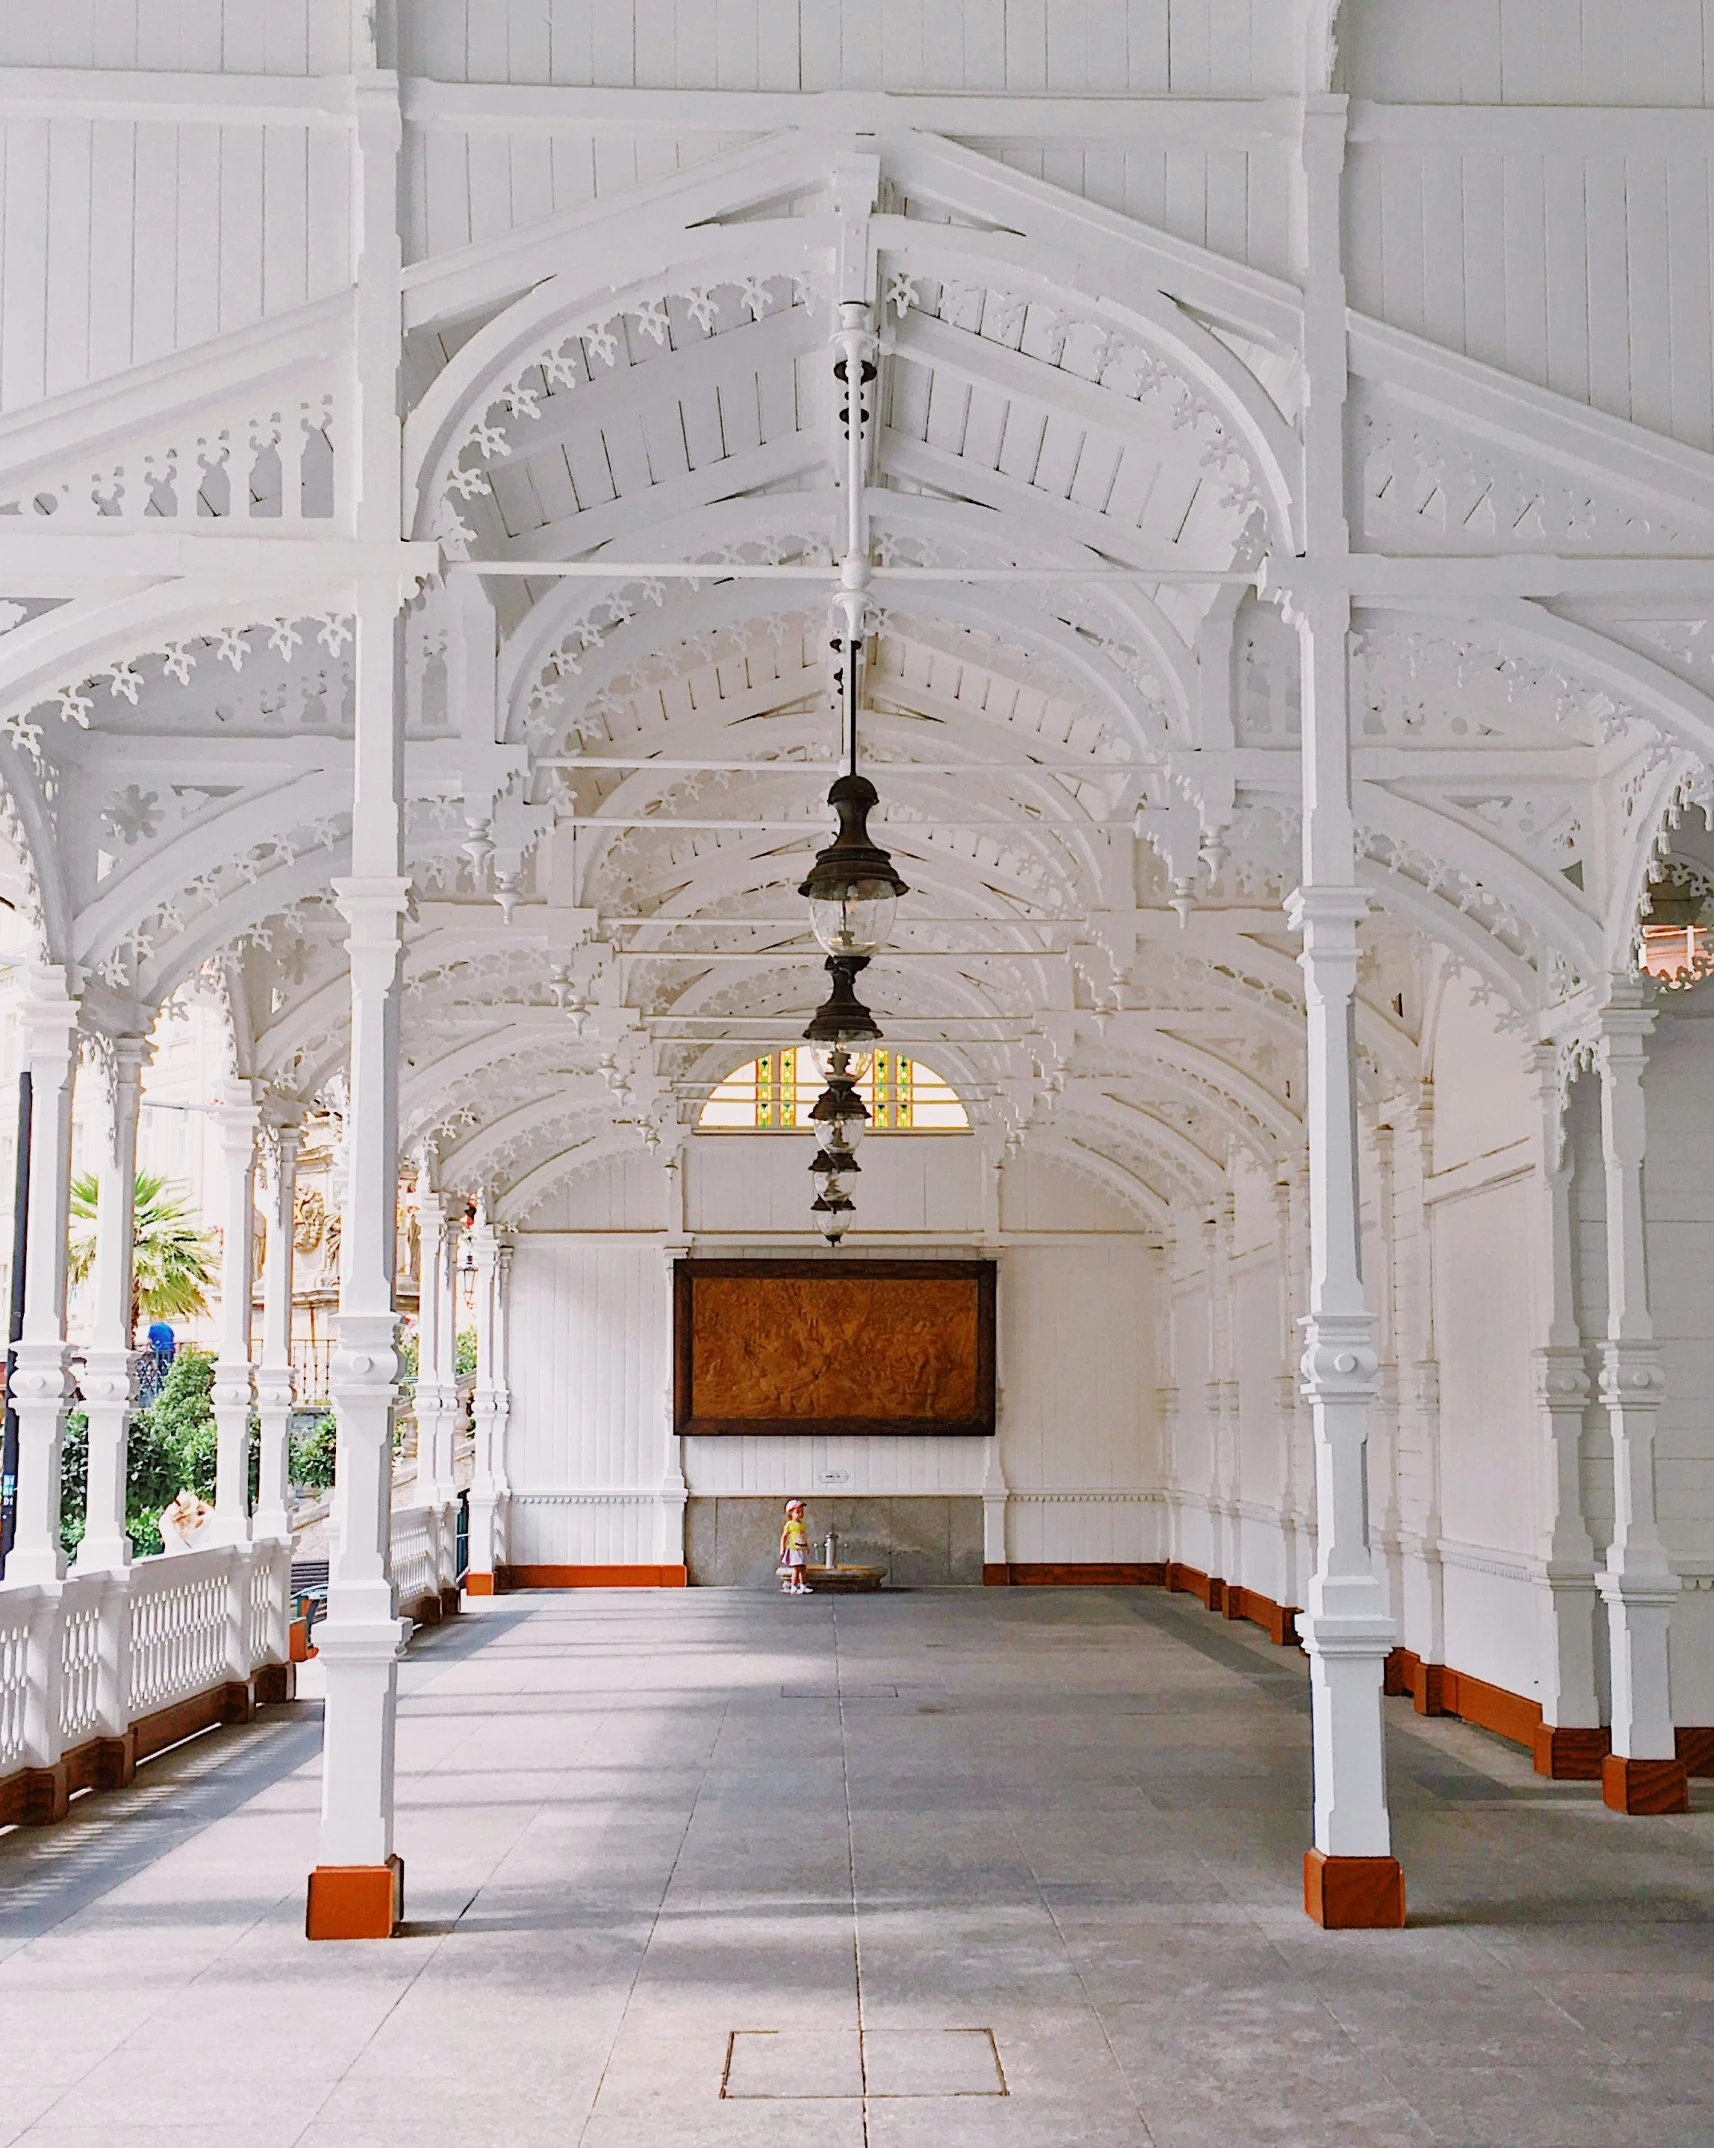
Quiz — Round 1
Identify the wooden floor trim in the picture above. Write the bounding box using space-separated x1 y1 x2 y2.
495 1564 689 1590
0 1672 287 1831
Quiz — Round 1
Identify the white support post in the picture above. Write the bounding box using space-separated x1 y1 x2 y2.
466 1221 513 1585
1388 1087 1444 1689
253 1123 301 1544
1271 1172 1306 1615
77 1034 149 1574
1154 1232 1181 1563
304 7 411 1939
209 1098 260 1547
1592 983 1687 1813
7 972 80 1587
1369 1120 1405 1629
1525 1046 1603 1777
415 1186 462 1598
311 615 412 1930
1203 1199 1237 1592
1283 83 1403 1929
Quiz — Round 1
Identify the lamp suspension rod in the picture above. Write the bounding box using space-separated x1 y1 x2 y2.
614 948 1054 962
539 756 1162 773
555 814 1149 830
455 561 1260 584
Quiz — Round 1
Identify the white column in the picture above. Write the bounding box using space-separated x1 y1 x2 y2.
7 972 80 1585
1592 984 1685 1804
414 1188 461 1555
1287 702 1398 1891
1154 1231 1181 1560
209 1098 260 1547
313 589 412 1909
1525 1046 1601 1761
253 1122 300 1543
467 1220 513 1580
1389 1087 1444 1678
1204 1197 1239 1588
1368 1119 1405 1627
77 1034 149 1573
1271 1171 1307 1609
1281 83 1401 1923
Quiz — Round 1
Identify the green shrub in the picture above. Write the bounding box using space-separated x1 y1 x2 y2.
455 1327 477 1377
290 1411 339 1493
59 1344 247 1558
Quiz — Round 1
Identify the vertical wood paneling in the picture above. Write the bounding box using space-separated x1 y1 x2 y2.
0 111 350 406
1350 139 1714 453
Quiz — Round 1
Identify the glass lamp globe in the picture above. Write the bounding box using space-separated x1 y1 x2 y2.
800 774 908 958
808 883 898 960
812 1192 854 1245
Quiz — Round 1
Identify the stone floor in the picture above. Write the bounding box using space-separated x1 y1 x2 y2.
2 1586 1713 2148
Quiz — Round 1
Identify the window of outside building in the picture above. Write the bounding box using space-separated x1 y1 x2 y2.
697 1050 970 1132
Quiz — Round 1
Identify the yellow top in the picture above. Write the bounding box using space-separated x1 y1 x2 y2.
781 1517 807 1552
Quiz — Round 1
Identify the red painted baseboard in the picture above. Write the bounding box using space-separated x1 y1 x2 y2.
494 1564 689 1589
984 1562 1167 1586
0 1675 270 1829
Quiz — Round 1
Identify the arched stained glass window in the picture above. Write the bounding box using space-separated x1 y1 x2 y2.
697 1049 969 1132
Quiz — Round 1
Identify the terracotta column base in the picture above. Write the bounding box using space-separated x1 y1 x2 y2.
254 1662 296 1706
464 1571 496 1597
19 1762 70 1826
306 1854 404 1940
1533 1724 1609 1779
1411 1662 1447 1715
1601 1754 1690 1815
1304 1849 1406 1929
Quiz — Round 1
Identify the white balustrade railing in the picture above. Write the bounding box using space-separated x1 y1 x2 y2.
127 1550 239 1719
0 1537 293 1797
0 1495 464 1809
389 1507 440 1616
0 1589 32 1772
56 1574 106 1746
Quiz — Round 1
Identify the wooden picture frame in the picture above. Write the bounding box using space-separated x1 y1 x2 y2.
673 1258 997 1437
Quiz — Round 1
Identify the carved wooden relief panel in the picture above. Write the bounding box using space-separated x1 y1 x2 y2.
673 1259 996 1437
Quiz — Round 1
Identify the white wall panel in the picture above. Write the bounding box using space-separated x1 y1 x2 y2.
1346 2 1714 105
505 1236 673 1566
1347 136 1714 453
1432 1176 1535 1562
1430 967 1534 1174
392 2 1300 92
0 116 350 406
402 129 759 263
975 142 1295 276
1642 1011 1714 1576
0 1 354 69
685 1131 982 1236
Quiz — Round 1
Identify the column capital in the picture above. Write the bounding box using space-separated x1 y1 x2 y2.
1598 1342 1665 1414
1285 885 1371 936
1594 976 1657 1048
1299 1309 1380 1404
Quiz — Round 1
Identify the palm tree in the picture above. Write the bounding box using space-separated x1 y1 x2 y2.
68 1171 220 1343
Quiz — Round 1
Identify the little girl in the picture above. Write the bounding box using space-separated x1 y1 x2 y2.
778 1499 811 1594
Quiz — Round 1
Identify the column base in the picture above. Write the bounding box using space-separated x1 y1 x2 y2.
1303 1849 1406 1929
18 1763 70 1826
1601 1754 1690 1815
254 1662 296 1706
306 1854 404 1940
1532 1724 1609 1780
1412 1661 1447 1715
